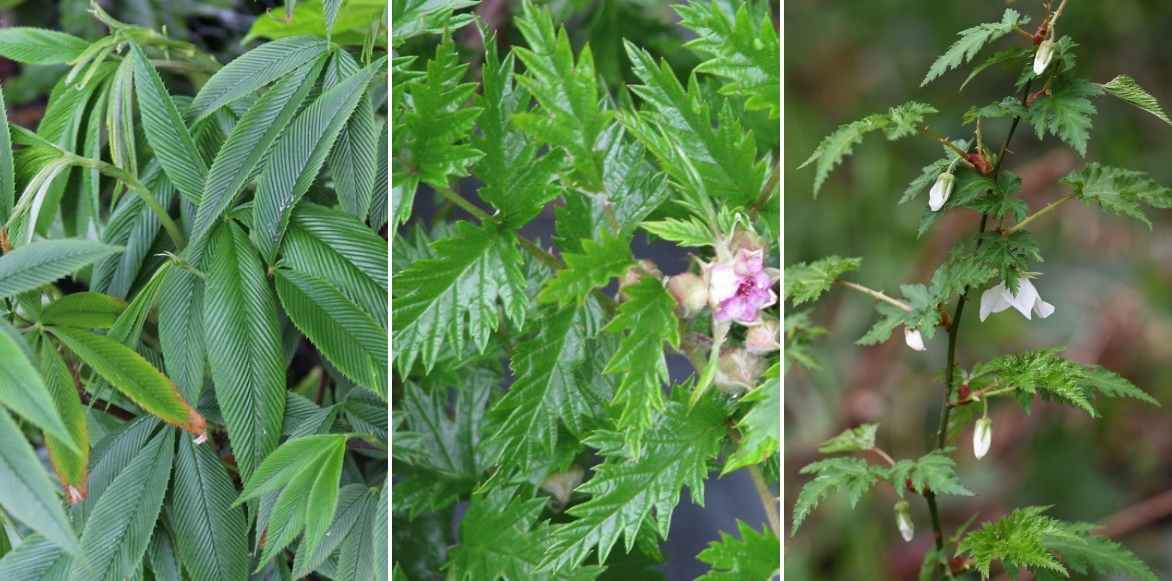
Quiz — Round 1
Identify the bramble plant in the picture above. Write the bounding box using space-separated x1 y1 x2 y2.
391 1 779 578
789 1 1170 579
0 2 388 580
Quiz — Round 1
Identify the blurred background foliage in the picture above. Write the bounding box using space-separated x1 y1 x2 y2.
786 1 1172 579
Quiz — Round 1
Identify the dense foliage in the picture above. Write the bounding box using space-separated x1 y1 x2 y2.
0 1 388 580
390 1 779 578
789 2 1170 579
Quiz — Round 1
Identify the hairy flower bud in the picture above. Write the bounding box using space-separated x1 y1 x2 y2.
973 417 993 459
730 229 765 254
1033 39 1055 75
894 500 914 542
619 259 662 300
928 172 954 212
667 272 709 318
745 318 781 354
540 465 585 509
715 348 765 395
903 326 926 352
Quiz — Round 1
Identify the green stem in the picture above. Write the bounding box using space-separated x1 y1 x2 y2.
437 186 492 221
75 157 186 249
748 464 781 537
839 280 913 312
1004 194 1073 235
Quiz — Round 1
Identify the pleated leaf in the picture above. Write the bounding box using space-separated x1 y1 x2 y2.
291 484 370 578
0 28 89 65
38 340 90 501
324 49 380 218
158 267 206 403
204 221 286 480
39 292 125 329
0 239 122 299
190 36 328 123
251 58 382 261
68 427 175 581
129 43 207 204
0 409 80 555
0 85 14 224
0 324 74 446
275 268 387 397
0 535 72 580
49 327 206 437
170 436 249 581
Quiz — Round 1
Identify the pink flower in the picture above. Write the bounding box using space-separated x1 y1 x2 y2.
704 249 778 325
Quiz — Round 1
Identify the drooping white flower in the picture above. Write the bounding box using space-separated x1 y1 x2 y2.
978 277 1055 322
1033 39 1056 75
928 172 955 212
973 417 993 459
894 500 914 542
904 326 926 352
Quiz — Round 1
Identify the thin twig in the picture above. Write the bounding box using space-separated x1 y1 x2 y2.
1003 194 1073 235
748 464 781 537
839 280 913 312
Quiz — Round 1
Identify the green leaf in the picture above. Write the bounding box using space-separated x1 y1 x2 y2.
1041 520 1157 581
696 520 780 581
170 436 249 581
0 409 80 555
513 0 611 191
191 56 323 252
957 507 1131 579
800 102 936 195
157 268 206 403
39 292 125 329
251 57 380 261
816 423 878 455
90 165 174 299
472 38 565 229
324 49 381 218
883 450 974 499
251 0 391 46
275 268 387 397
37 338 89 499
971 348 1158 417
485 302 608 473
128 43 208 204
0 239 121 299
1026 78 1102 156
792 457 880 534
1062 162 1172 228
1100 74 1172 126
921 9 1026 86
540 394 726 572
332 486 381 581
623 41 767 208
857 283 942 346
675 1 780 118
783 256 861 305
204 221 287 480
69 427 174 581
0 86 14 225
190 36 328 122
0 535 71 580
0 28 89 65
391 0 478 45
602 278 680 456
640 217 715 247
49 326 205 436
0 325 73 446
722 364 779 474
537 232 632 308
392 220 526 374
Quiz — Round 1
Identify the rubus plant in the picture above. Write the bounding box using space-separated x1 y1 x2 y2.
391 1 779 578
788 1 1171 579
0 2 388 580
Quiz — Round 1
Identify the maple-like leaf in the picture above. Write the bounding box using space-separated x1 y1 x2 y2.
696 520 780 581
675 1 780 118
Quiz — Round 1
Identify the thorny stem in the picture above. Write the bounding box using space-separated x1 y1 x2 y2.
748 464 781 537
1004 194 1073 235
925 79 1035 574
839 280 913 312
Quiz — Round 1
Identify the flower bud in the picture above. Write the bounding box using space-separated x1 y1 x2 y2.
619 259 662 300
715 348 765 395
66 485 85 505
1033 39 1055 76
903 326 926 352
730 229 765 254
894 500 914 542
973 417 993 459
667 272 708 318
540 465 585 509
745 318 781 354
928 172 954 212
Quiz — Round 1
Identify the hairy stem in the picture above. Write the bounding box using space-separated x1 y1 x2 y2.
748 464 781 537
749 161 780 216
839 280 913 312
1004 194 1073 235
924 79 1034 571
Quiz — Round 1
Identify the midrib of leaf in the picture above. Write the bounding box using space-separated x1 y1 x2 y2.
170 437 247 581
190 36 328 122
0 409 80 556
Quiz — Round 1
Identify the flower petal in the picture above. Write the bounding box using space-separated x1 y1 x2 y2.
904 327 926 351
979 284 1013 321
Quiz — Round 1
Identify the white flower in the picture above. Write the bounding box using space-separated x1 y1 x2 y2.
928 172 955 212
904 327 926 351
894 500 914 542
973 417 993 460
979 277 1055 322
1033 40 1055 75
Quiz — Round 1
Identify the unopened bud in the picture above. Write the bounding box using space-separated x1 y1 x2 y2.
973 417 993 460
540 465 585 509
619 259 662 301
1033 39 1055 76
730 229 765 254
894 500 914 542
66 485 85 505
667 272 708 318
745 319 781 354
903 326 926 351
715 348 765 395
928 172 954 212
957 383 971 401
